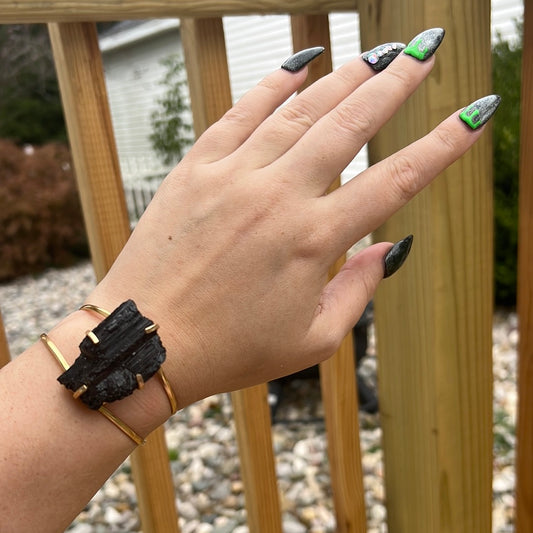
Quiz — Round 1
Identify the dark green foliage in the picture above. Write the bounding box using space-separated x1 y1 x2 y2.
492 24 522 306
0 25 66 144
149 54 194 166
0 140 88 281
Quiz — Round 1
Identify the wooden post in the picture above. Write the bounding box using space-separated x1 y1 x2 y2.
0 313 11 368
358 1 493 531
291 14 367 533
516 0 533 529
48 22 179 533
180 17 282 533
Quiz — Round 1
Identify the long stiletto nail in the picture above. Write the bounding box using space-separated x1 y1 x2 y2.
459 94 501 130
361 42 406 72
281 47 325 72
403 28 445 61
383 235 413 278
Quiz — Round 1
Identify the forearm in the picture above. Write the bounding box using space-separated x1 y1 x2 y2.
0 309 171 533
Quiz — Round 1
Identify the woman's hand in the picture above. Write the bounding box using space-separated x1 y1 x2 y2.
88 28 498 408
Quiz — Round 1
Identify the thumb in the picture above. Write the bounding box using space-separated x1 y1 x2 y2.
314 236 413 345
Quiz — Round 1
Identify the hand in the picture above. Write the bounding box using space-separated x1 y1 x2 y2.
88 30 497 408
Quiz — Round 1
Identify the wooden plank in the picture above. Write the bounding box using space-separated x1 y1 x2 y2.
0 0 357 23
0 313 11 368
516 0 533 529
47 22 130 282
130 430 181 531
48 22 179 533
181 17 282 533
231 386 283 533
290 14 367 532
358 2 493 531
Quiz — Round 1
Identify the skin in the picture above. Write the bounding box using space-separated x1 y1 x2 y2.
0 47 486 532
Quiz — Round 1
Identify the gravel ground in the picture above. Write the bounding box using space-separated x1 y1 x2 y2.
0 261 517 532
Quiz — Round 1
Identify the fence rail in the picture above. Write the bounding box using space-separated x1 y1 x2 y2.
0 0 358 23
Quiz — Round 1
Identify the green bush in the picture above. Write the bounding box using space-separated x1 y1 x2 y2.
149 54 194 165
0 140 88 281
0 25 66 144
492 24 522 306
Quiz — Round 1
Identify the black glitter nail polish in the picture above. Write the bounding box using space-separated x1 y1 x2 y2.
403 28 445 61
361 42 405 72
281 47 325 72
383 235 414 278
459 94 501 130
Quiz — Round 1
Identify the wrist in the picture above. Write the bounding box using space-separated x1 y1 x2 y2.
47 308 172 440
85 281 212 410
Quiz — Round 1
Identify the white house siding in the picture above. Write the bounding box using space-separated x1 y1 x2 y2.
492 0 524 44
99 1 523 189
99 20 183 182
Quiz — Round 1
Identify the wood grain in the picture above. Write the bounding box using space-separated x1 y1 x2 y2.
290 13 368 532
48 22 179 533
359 1 494 531
1 0 357 23
0 313 10 368
516 0 533 529
181 17 282 533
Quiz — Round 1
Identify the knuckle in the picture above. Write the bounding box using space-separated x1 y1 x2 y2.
432 124 459 154
221 104 255 126
387 153 423 202
292 223 329 260
276 100 317 131
331 98 375 139
257 73 282 93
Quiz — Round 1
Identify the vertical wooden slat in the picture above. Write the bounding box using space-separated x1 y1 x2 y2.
516 0 533 529
180 17 282 533
48 22 179 533
290 14 367 533
231 385 282 532
359 1 493 531
0 313 11 368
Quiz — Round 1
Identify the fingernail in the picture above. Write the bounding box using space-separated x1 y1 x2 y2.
403 28 445 61
383 235 413 278
459 94 501 130
361 42 406 72
361 43 405 72
281 46 325 72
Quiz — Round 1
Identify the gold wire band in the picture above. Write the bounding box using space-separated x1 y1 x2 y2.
157 368 178 414
80 303 178 415
40 333 145 446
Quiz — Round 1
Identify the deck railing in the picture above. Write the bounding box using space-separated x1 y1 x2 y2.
1 1 530 531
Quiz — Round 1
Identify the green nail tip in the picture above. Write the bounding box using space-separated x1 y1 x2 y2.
404 38 427 60
404 28 445 61
459 95 502 130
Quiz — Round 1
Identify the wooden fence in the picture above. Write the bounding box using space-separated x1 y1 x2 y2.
1 1 531 531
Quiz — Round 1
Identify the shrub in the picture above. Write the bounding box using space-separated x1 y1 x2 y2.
0 140 88 281
149 54 194 165
0 25 66 144
492 24 522 306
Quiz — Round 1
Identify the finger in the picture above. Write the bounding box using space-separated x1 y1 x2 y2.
274 30 445 195
309 242 395 357
231 43 405 168
321 96 500 255
188 58 311 163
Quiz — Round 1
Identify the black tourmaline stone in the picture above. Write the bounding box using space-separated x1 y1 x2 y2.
58 299 166 409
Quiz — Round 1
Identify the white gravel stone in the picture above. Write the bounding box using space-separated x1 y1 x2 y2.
1 264 518 532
